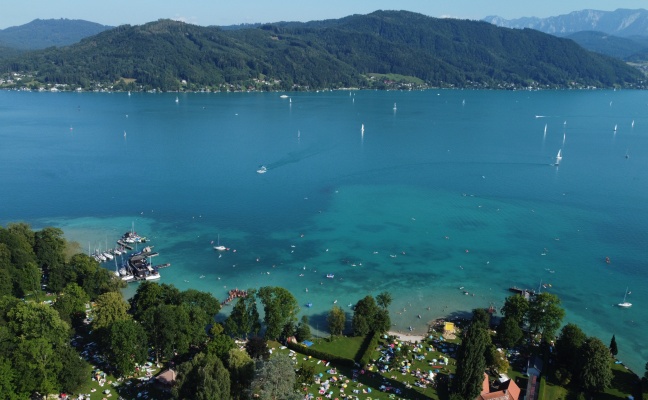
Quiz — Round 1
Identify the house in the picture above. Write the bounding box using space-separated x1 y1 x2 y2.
476 373 521 400
156 368 176 390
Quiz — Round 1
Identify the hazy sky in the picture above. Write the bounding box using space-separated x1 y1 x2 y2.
1 0 647 29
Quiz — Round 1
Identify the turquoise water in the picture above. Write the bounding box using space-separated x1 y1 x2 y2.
1 89 647 372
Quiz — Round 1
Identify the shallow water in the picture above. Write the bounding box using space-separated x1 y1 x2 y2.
1 89 646 372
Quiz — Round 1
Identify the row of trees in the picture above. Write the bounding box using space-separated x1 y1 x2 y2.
453 292 621 399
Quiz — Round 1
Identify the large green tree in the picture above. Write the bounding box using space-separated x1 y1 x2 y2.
327 305 346 336
173 352 231 400
556 323 587 374
295 315 311 342
352 295 378 336
250 354 300 400
226 348 255 399
495 316 523 348
104 319 148 377
528 292 565 340
578 337 613 394
53 282 89 326
257 286 299 340
501 294 529 323
452 322 489 400
92 291 130 331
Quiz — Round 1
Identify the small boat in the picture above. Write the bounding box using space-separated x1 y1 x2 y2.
554 149 562 166
257 166 267 174
280 95 289 98
361 124 365 134
326 273 334 279
393 102 397 111
605 256 611 264
544 124 547 136
618 287 632 308
175 96 179 103
306 302 313 308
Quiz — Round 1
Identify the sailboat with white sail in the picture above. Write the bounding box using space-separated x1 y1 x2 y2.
554 149 562 166
213 234 227 251
618 287 632 308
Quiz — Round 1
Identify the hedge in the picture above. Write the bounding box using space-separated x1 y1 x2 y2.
356 330 381 367
285 340 355 367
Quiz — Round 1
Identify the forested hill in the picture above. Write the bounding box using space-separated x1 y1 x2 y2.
2 11 643 91
0 18 112 49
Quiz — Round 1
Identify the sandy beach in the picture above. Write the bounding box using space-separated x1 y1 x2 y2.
387 331 427 343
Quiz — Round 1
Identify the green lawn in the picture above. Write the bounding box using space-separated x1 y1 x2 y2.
310 336 366 360
271 333 458 400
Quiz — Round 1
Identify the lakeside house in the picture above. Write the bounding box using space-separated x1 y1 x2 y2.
477 373 521 400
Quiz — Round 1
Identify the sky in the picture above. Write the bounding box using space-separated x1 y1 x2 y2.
1 0 647 29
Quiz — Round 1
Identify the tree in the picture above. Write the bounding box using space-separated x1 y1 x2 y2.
472 308 491 328
527 292 565 340
376 291 392 309
373 308 391 334
556 323 587 373
352 295 378 336
501 294 529 324
0 356 18 400
57 344 90 393
223 289 260 339
609 335 618 357
173 352 231 400
129 281 164 320
251 354 301 400
452 322 489 399
92 291 130 331
495 316 523 348
245 336 269 360
104 319 148 377
326 306 345 336
207 332 235 360
34 227 65 275
226 348 255 400
578 337 612 394
142 304 192 361
295 315 311 342
53 282 89 326
257 286 299 340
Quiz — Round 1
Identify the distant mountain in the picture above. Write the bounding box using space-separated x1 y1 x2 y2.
1 11 642 91
484 9 648 37
565 31 648 60
0 18 113 49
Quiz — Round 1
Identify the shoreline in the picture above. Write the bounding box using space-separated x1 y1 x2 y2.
387 331 427 343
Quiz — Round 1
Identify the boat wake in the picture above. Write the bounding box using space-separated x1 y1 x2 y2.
265 145 335 170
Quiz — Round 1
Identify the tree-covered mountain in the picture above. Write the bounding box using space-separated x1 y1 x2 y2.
484 8 648 37
0 18 112 50
566 31 648 60
1 11 643 91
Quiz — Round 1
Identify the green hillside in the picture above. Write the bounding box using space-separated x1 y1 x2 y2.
1 11 643 91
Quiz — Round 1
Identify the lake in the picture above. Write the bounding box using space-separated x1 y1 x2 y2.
1 88 646 372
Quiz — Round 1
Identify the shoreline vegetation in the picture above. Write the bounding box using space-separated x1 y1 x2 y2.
1 222 645 399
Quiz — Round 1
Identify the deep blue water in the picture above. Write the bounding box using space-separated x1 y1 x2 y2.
1 89 647 372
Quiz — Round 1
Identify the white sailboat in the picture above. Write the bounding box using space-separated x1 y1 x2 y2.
256 165 267 174
175 96 179 104
361 124 365 134
554 149 562 166
614 124 618 132
544 124 547 136
393 102 397 111
213 234 227 251
618 287 632 308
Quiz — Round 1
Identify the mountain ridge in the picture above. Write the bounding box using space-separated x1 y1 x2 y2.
483 8 648 37
0 18 113 50
1 11 643 91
